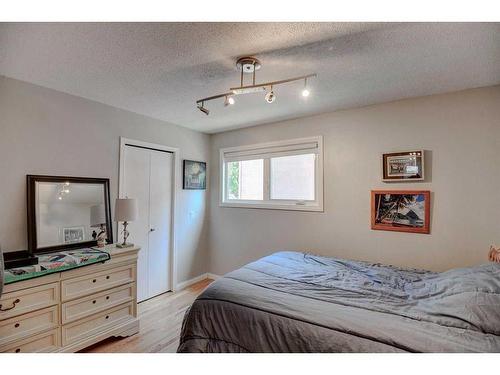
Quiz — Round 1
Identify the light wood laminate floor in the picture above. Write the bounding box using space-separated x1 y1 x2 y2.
82 278 213 353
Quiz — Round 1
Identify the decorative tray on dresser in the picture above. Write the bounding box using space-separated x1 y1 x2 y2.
0 244 140 353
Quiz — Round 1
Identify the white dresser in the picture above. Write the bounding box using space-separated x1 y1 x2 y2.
0 245 140 353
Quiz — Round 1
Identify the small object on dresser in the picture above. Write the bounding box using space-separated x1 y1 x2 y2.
2 250 38 269
90 204 107 248
0 244 3 298
115 198 138 248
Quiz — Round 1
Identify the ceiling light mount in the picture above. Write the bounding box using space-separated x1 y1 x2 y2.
236 56 261 73
196 56 316 115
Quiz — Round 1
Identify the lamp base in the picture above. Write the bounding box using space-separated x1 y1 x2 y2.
116 242 134 249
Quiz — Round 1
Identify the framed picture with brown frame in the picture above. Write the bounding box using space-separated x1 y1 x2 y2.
382 150 424 181
371 190 430 234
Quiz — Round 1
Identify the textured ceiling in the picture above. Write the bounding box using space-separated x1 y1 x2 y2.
0 22 499 133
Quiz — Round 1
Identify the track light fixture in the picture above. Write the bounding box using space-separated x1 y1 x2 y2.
265 86 276 103
198 102 209 115
196 56 316 116
224 95 235 107
302 78 310 97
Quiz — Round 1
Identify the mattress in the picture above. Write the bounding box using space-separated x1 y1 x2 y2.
177 251 500 353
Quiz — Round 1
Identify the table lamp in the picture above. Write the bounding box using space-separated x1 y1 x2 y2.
90 204 107 248
115 198 138 248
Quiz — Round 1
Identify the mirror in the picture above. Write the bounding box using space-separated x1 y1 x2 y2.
27 175 113 254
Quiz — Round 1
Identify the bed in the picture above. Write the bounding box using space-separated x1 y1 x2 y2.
177 251 500 353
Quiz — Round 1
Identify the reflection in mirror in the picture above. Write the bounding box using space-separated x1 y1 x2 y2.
36 181 105 248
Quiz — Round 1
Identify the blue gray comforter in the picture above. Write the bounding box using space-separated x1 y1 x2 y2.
178 251 500 352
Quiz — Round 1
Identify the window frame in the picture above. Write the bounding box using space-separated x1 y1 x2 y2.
219 136 324 212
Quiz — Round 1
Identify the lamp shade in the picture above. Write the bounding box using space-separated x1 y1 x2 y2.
90 204 106 227
115 198 138 222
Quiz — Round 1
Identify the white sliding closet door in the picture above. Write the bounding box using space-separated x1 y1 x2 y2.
122 145 173 302
122 147 151 302
148 150 172 298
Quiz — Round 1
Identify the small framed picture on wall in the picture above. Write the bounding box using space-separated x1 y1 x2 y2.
382 150 424 181
371 190 430 234
183 160 207 190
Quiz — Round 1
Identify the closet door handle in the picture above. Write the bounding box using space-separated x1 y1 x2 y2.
149 228 155 232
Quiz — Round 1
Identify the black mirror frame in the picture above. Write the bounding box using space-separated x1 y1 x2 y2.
27 175 113 254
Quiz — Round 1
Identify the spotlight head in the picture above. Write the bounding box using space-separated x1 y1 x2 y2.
198 104 209 115
265 90 276 104
302 77 311 98
224 96 235 107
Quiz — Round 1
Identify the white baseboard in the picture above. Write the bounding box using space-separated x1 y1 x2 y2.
175 272 223 292
207 273 221 280
175 273 208 291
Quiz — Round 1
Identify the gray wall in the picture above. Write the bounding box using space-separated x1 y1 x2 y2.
3 75 500 282
209 85 500 274
0 76 210 284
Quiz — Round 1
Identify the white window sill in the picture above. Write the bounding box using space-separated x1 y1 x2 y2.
219 201 324 212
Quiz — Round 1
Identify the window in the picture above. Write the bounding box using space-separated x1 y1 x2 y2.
226 159 264 200
270 154 316 200
220 136 323 211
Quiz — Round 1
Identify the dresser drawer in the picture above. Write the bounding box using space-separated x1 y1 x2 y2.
0 328 60 353
0 305 59 346
0 282 59 320
62 302 134 346
61 264 135 301
62 283 135 324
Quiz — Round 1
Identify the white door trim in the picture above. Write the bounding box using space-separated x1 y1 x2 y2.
118 137 180 293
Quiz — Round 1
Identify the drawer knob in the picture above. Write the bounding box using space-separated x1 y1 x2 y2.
0 298 20 312
105 315 109 319
15 348 20 353
92 300 97 304
106 296 110 300
14 323 20 328
106 276 110 280
92 279 97 283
